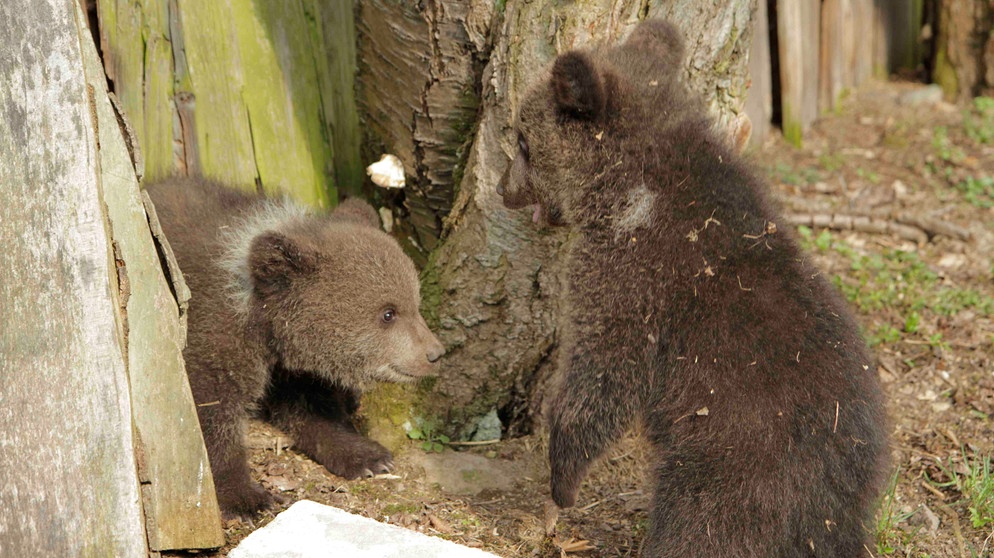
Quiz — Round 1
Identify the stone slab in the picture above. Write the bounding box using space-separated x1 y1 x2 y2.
229 500 501 558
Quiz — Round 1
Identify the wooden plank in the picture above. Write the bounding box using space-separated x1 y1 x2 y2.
821 0 857 110
819 0 845 114
97 0 174 181
175 0 331 207
871 0 896 79
745 0 772 147
98 0 351 207
852 0 875 85
840 0 857 87
0 1 147 555
80 4 226 550
776 0 820 145
306 0 364 195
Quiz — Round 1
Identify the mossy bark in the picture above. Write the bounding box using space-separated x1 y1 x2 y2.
932 0 994 102
357 0 755 440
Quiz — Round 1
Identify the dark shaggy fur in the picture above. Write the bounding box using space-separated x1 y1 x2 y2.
146 177 444 518
498 20 888 557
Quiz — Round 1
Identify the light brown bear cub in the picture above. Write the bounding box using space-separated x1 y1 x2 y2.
498 21 888 557
147 177 444 518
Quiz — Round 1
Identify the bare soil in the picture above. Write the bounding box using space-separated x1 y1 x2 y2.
216 80 994 557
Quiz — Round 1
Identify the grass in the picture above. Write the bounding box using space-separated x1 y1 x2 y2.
964 96 994 145
926 116 994 209
875 468 917 554
932 126 964 164
857 166 882 185
382 502 423 516
928 450 994 530
771 162 821 186
797 227 994 346
818 152 845 172
954 175 994 209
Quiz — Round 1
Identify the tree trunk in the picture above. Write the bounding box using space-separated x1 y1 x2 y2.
356 0 757 442
932 0 994 102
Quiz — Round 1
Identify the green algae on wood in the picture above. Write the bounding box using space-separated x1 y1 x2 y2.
97 0 367 207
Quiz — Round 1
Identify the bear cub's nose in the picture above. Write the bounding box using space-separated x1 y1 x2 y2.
427 343 445 363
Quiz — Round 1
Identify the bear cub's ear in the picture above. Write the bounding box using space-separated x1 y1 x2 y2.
332 198 381 230
551 51 607 121
249 231 318 296
623 19 685 68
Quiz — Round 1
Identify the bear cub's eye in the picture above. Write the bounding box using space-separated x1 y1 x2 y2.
517 133 529 160
382 308 397 323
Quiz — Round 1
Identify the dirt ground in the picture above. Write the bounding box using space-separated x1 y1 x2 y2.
216 80 994 557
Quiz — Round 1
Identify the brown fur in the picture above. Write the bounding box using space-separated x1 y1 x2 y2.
146 177 444 518
498 21 888 557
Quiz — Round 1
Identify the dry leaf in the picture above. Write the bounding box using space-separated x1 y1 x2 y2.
554 536 596 553
428 513 453 534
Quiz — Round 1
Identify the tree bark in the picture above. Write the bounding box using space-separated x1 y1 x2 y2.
356 0 757 441
932 0 994 101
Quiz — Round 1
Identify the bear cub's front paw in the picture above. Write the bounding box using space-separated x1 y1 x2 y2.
316 436 395 479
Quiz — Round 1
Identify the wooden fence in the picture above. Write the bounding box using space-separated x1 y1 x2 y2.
749 0 922 146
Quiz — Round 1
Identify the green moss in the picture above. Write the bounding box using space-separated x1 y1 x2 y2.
932 41 957 101
179 1 332 207
418 252 444 331
711 23 740 75
382 502 422 515
781 103 803 147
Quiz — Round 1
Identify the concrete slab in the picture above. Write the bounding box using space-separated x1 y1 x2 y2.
228 500 501 558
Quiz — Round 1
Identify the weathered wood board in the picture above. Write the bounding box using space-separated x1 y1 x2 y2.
80 1 225 550
776 0 820 145
819 0 846 114
852 0 876 86
97 0 174 180
0 0 147 555
97 0 365 205
746 0 773 147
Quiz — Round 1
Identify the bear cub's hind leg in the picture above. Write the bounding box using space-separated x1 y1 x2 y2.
197 401 281 518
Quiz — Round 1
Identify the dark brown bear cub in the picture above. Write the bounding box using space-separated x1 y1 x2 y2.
498 20 888 557
146 177 444 518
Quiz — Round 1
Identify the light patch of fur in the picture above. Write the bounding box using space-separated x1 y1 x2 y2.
219 197 312 315
613 184 657 237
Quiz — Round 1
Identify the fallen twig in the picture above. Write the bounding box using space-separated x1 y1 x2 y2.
784 213 928 244
934 501 966 558
445 439 501 447
784 211 972 243
919 480 946 500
